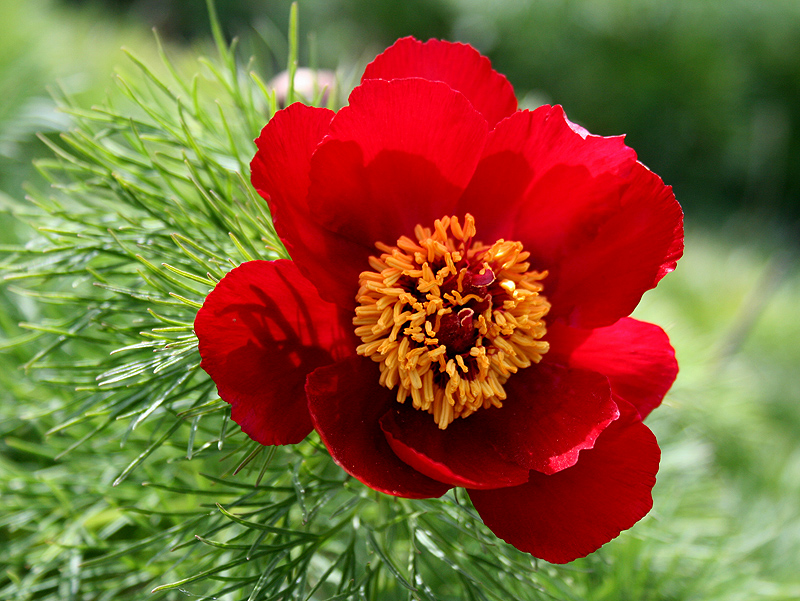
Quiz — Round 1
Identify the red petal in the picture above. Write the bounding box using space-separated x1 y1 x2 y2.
251 103 372 309
194 260 350 445
546 317 678 420
541 162 684 327
251 103 333 216
307 78 488 253
469 401 659 563
379 407 530 490
495 105 636 177
361 37 517 128
511 164 624 277
458 105 637 245
305 356 451 499
482 364 619 475
460 108 682 327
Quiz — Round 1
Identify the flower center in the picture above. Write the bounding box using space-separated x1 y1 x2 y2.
353 214 550 429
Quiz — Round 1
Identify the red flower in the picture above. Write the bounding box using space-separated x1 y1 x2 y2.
194 37 683 564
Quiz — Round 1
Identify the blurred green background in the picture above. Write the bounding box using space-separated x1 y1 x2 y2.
2 0 800 599
6 0 800 227
64 0 800 227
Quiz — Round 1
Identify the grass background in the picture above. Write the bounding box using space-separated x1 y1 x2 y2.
2 0 799 599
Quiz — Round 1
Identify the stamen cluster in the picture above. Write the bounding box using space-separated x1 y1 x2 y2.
354 214 550 428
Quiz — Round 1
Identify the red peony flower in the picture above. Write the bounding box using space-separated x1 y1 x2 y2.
194 37 683 564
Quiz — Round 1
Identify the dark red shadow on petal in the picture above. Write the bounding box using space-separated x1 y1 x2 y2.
380 407 530 490
542 162 684 327
546 317 678 420
361 36 518 128
458 105 638 258
512 164 624 278
481 364 619 475
195 260 350 446
327 78 488 185
305 78 488 251
455 149 532 244
309 142 466 250
306 356 451 499
469 400 660 563
251 103 373 310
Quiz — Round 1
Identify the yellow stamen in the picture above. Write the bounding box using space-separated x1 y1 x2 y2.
353 213 550 429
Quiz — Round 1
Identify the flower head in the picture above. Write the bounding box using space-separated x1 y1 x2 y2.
194 37 683 564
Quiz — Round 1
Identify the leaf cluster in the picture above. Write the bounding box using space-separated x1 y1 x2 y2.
6 3 800 600
0 4 570 600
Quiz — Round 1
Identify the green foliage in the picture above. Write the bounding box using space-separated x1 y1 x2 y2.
1 6 567 600
2 3 800 600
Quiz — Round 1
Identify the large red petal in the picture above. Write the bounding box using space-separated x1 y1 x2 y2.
540 162 684 327
251 103 373 309
458 105 637 245
546 317 678 420
195 260 350 445
361 36 517 128
305 356 451 499
481 364 619 475
308 78 488 252
469 401 659 563
379 407 530 490
461 109 682 327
